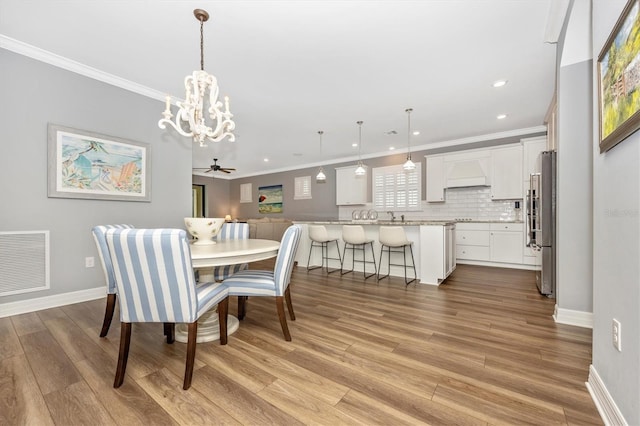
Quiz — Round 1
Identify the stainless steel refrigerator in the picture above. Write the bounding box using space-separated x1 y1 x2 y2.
527 151 556 296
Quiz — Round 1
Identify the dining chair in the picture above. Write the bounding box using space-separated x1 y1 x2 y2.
222 224 301 341
105 228 229 390
212 222 250 281
91 224 134 337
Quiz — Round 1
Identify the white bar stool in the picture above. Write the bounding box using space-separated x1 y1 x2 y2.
377 226 416 285
307 225 342 273
341 225 377 279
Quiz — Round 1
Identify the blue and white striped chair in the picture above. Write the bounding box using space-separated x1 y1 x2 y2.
92 224 134 337
105 228 229 390
222 224 302 341
211 222 250 281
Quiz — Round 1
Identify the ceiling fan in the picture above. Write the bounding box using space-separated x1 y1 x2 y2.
193 158 236 174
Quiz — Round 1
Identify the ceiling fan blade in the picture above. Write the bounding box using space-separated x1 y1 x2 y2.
220 168 236 172
204 169 213 173
221 169 231 173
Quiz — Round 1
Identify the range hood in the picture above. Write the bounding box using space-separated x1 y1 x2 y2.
446 159 490 188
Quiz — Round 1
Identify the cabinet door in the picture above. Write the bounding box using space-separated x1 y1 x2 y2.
335 166 367 205
490 146 523 200
426 156 445 202
490 231 523 264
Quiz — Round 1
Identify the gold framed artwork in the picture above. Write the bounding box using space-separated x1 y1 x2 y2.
597 0 640 153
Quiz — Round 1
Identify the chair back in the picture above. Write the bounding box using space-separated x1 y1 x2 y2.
308 225 329 242
92 224 134 294
379 226 410 246
105 228 198 324
217 222 249 241
342 225 367 244
273 224 302 295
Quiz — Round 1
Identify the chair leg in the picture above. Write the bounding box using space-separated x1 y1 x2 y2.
363 242 376 280
100 293 117 337
237 296 248 320
275 296 292 341
218 297 229 345
377 245 390 280
341 243 354 275
405 244 417 285
164 323 175 343
284 287 296 320
113 322 132 388
183 322 198 390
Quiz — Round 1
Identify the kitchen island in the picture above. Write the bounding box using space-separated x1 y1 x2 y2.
293 220 456 285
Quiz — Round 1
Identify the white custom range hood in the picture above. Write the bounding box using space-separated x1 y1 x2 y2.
445 157 490 188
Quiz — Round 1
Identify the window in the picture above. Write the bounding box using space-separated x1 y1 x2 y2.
373 163 421 211
240 183 252 203
192 184 205 217
294 176 312 200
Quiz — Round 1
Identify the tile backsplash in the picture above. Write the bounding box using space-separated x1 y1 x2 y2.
339 187 522 221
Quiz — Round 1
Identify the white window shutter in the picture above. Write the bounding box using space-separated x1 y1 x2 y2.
294 176 312 200
372 163 421 211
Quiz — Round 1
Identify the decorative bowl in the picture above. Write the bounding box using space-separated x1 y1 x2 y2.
184 217 224 245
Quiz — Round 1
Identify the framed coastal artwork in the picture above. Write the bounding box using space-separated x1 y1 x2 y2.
47 124 151 201
258 184 283 214
597 0 640 152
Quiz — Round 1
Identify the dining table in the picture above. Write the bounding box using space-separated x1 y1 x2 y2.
174 238 281 343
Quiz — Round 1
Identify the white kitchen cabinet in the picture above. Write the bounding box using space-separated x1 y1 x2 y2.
420 224 456 285
335 166 367 205
425 155 445 202
490 145 523 200
456 222 490 261
489 223 523 264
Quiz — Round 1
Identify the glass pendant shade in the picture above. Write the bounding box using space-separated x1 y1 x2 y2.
403 108 415 171
354 121 366 176
316 131 326 182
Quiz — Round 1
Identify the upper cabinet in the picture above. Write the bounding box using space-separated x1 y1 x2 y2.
490 145 523 200
425 156 445 202
335 165 367 205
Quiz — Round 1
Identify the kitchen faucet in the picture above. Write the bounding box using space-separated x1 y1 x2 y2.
387 211 395 221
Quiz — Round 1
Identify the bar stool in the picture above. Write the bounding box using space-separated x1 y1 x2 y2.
341 225 377 279
307 225 342 273
377 226 416 285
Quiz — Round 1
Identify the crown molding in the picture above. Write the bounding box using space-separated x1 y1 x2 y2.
0 35 165 102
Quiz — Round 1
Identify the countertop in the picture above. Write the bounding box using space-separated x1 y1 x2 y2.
293 219 524 226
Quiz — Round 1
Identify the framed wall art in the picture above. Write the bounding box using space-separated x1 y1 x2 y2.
47 124 151 201
258 184 283 214
598 0 640 152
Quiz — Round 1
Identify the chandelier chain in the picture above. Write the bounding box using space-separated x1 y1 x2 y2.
199 16 205 71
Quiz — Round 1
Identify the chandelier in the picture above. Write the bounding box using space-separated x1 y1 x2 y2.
158 9 235 147
403 108 416 170
316 131 327 182
354 121 366 176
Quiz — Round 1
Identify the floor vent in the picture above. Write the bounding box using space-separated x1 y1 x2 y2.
0 231 50 296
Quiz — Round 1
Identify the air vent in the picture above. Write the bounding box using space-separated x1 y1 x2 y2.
0 231 50 296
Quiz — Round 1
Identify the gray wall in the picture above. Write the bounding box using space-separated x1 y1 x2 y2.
592 1 640 423
0 50 192 303
557 58 594 314
193 174 231 218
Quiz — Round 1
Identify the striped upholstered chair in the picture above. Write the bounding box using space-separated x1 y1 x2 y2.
222 224 301 341
211 222 250 281
105 228 229 390
91 224 134 337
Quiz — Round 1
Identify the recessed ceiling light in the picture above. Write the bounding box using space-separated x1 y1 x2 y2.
263 158 269 162
389 146 395 151
493 80 508 88
352 143 358 148
412 131 420 136
497 114 507 119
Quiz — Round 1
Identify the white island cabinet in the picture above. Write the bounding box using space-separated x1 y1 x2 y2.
293 221 456 285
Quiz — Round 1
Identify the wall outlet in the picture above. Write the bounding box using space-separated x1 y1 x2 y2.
612 318 622 352
85 256 95 268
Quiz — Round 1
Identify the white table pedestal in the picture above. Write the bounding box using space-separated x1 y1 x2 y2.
175 310 240 343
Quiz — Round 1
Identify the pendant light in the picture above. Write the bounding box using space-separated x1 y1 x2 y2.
403 108 416 171
316 131 327 182
354 121 366 176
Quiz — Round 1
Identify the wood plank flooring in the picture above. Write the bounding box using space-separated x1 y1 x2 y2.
1 263 603 425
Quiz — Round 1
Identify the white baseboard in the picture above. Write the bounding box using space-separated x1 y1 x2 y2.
553 305 593 328
586 365 627 425
456 259 538 271
0 287 105 318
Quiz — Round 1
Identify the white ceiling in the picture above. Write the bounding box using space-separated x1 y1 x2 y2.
0 0 557 178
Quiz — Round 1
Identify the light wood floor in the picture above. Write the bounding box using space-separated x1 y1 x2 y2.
1 262 602 425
